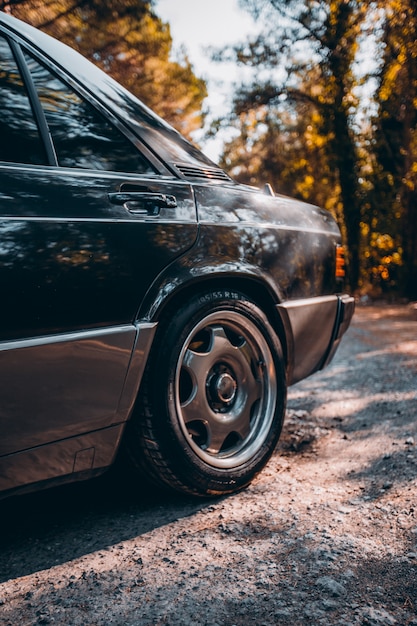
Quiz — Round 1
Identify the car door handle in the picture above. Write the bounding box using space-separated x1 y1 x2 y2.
108 192 177 215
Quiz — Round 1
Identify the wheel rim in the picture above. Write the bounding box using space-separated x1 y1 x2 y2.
174 310 278 469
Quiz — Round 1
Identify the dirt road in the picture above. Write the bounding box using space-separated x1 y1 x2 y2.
0 304 416 625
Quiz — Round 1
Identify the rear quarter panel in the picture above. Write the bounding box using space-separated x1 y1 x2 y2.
193 184 341 301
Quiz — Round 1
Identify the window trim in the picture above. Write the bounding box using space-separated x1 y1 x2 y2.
8 38 58 166
13 34 170 176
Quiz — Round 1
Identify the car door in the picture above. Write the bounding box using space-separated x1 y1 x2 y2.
0 33 197 457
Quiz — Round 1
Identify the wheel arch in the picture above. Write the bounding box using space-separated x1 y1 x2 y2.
137 270 290 372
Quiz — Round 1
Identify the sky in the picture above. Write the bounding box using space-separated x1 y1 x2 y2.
154 0 258 160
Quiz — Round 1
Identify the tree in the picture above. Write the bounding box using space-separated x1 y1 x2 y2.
370 0 417 299
220 99 341 216
1 0 207 138
218 0 369 291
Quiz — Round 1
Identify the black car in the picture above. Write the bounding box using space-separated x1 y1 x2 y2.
0 12 354 498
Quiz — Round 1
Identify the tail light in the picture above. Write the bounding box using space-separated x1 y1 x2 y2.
335 245 346 279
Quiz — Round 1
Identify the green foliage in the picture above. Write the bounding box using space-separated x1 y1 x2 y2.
2 0 207 138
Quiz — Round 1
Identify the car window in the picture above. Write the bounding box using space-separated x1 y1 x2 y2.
23 51 156 174
0 35 47 165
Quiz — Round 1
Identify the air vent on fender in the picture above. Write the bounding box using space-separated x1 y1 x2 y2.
174 163 233 182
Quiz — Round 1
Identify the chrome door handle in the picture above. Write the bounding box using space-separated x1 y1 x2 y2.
108 192 177 215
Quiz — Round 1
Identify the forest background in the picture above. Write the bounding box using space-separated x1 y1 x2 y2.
1 0 416 301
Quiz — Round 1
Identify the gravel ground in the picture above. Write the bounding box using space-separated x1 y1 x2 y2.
0 304 416 626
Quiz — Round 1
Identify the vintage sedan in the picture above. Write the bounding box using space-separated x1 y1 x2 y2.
0 12 354 498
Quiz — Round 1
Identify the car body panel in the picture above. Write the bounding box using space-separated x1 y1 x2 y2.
0 322 157 457
0 423 125 496
0 165 197 340
194 184 340 299
278 294 354 384
137 183 341 318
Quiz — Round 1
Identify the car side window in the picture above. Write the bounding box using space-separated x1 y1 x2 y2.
0 35 47 165
23 51 156 174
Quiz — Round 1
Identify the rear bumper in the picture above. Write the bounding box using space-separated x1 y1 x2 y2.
277 294 355 385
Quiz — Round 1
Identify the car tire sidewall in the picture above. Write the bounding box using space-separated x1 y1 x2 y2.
147 290 287 494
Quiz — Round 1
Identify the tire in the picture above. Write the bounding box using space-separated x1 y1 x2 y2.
125 290 287 497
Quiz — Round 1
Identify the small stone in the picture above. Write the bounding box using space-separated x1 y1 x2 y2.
316 576 347 597
360 607 396 625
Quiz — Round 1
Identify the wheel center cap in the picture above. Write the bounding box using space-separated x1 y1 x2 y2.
215 372 237 404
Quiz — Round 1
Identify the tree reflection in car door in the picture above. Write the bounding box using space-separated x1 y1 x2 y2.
0 42 197 456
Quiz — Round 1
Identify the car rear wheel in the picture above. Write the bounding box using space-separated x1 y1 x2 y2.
125 290 287 497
